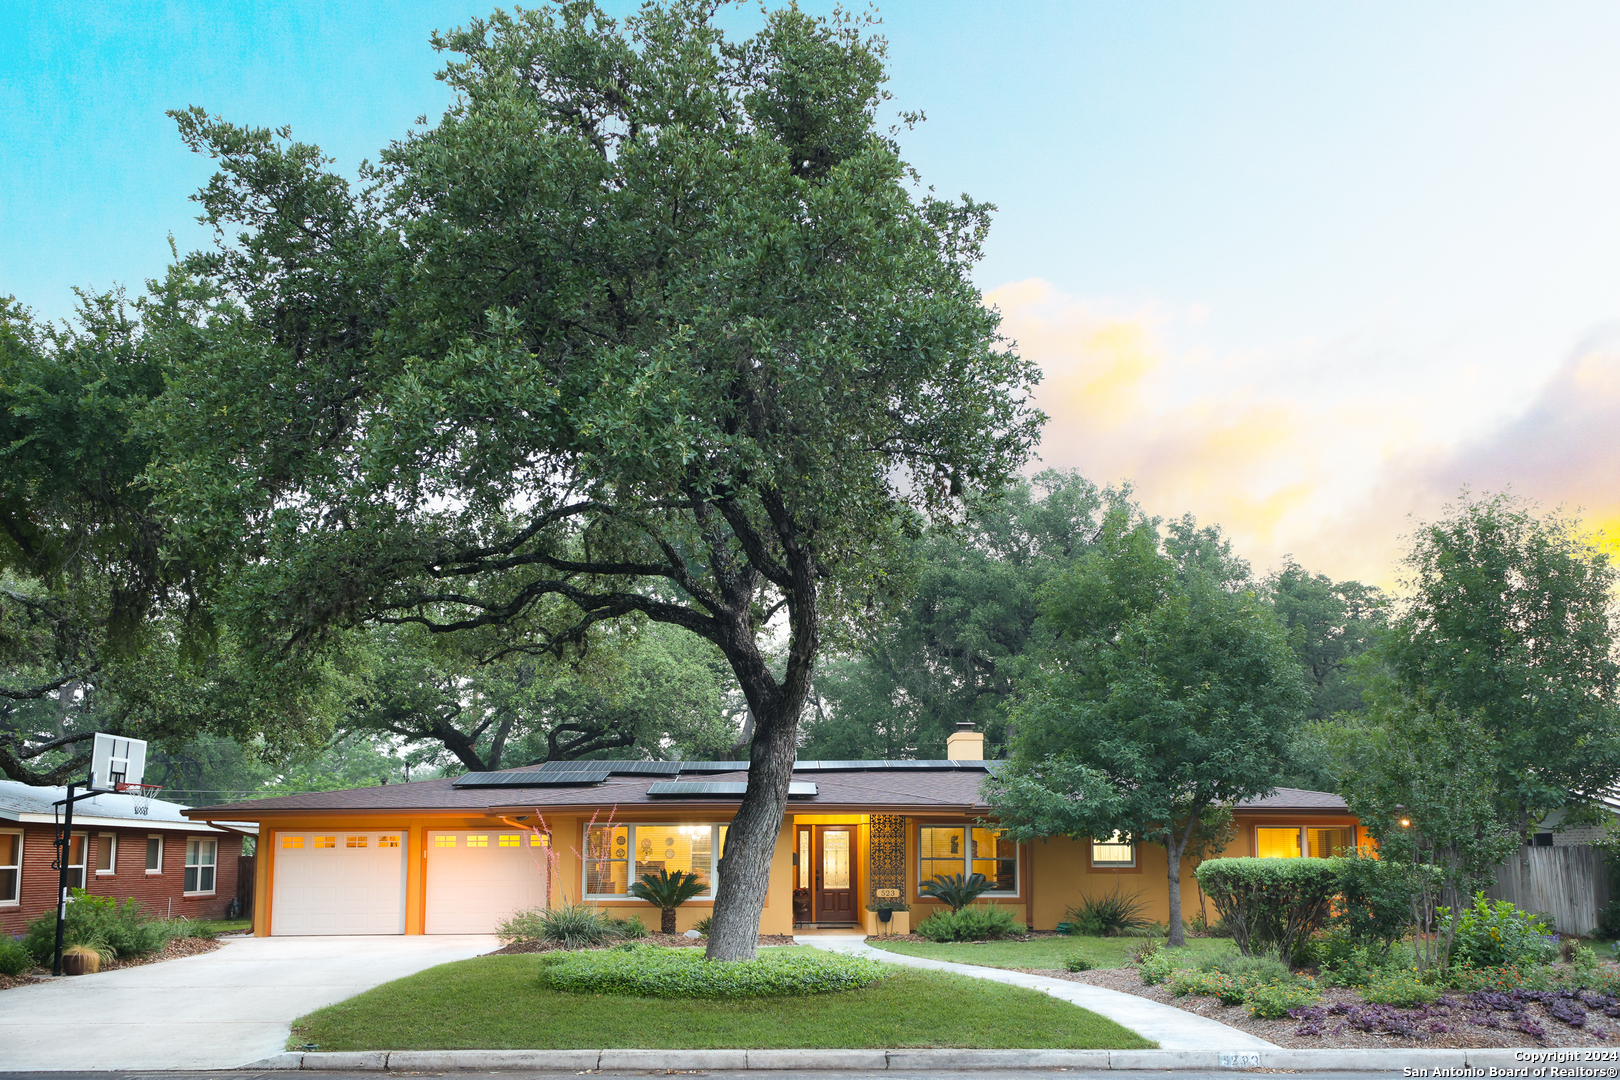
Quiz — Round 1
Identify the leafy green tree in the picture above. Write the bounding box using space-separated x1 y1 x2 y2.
988 521 1307 948
147 2 1041 959
1266 558 1386 720
800 470 1139 759
1382 494 1620 839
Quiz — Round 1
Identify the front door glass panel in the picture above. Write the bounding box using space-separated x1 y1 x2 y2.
822 830 850 889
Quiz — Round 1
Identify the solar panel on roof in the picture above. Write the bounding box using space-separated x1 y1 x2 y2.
673 761 751 773
452 767 611 788
647 780 818 798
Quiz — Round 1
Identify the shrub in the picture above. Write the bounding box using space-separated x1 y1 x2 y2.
1444 893 1558 968
1168 968 1253 1005
22 891 177 961
915 904 1025 942
536 945 889 998
695 916 712 936
606 914 649 939
1597 900 1620 942
1064 953 1095 972
0 935 33 977
628 869 708 934
1197 952 1294 985
496 903 624 949
1363 970 1441 1007
1194 858 1340 963
1129 938 1163 965
1244 981 1321 1019
1064 886 1153 937
919 873 993 914
1138 949 1178 985
1332 850 1432 957
1315 932 1406 989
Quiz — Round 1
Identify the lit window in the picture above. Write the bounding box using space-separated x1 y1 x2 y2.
919 825 1019 895
1307 827 1354 858
146 835 163 873
346 836 367 848
96 833 117 874
282 836 304 849
185 838 217 895
498 835 519 847
378 835 400 848
1092 832 1136 867
0 831 20 905
585 824 727 899
313 836 336 849
1256 827 1303 858
435 835 457 848
467 835 488 848
529 834 546 847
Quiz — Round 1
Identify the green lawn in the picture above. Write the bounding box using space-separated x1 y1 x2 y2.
177 918 252 937
289 951 1154 1051
869 934 1233 971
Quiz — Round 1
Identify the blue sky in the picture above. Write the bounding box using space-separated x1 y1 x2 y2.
7 1 1620 582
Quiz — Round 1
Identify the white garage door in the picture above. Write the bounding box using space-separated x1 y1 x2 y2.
425 830 549 934
271 831 406 935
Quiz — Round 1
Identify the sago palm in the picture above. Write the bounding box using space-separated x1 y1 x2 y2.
920 872 993 914
628 868 708 933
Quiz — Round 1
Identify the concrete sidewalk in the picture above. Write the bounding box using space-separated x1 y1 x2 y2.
797 934 1275 1052
0 934 496 1071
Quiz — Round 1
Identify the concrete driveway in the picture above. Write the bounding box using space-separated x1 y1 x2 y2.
0 934 496 1071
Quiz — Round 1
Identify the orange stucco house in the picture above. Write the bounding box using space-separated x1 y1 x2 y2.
183 729 1360 938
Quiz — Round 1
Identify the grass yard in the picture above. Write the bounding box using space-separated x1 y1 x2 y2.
178 918 252 937
869 935 1232 971
290 951 1154 1051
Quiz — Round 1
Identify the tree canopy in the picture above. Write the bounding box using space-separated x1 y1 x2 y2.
146 1 1042 958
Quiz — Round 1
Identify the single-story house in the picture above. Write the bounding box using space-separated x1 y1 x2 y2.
0 780 256 936
184 729 1361 938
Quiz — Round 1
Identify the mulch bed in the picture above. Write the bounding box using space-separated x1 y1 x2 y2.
488 933 797 955
1041 964 1620 1049
0 935 225 992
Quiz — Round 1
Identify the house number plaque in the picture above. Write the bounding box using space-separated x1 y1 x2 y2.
875 887 901 899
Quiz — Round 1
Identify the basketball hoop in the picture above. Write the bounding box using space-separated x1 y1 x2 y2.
116 782 162 818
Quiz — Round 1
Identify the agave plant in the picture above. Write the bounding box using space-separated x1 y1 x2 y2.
919 872 993 914
628 868 709 933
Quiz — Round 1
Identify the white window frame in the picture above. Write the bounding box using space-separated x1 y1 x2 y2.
96 832 117 875
917 824 1020 897
1091 831 1137 868
0 828 21 906
184 837 217 896
583 823 728 900
145 834 163 875
66 832 87 890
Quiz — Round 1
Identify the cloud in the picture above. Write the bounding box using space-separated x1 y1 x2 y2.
992 279 1620 586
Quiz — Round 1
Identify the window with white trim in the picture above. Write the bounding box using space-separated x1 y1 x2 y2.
184 838 217 895
0 830 20 905
66 833 87 890
146 835 163 874
96 832 117 875
918 826 1019 895
1091 831 1136 867
584 823 728 898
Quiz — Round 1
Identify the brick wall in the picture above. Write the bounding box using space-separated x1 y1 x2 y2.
1 822 242 936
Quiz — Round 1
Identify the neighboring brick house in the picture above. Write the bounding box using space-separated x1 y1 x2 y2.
0 780 256 936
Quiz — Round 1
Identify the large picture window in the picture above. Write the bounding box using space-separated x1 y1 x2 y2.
0 830 20 905
185 838 217 895
1257 825 1355 859
584 823 729 899
918 826 1018 895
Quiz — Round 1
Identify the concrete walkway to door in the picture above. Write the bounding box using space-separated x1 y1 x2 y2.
0 934 495 1071
797 934 1275 1052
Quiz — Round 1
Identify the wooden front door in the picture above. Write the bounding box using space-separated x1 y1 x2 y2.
813 826 856 922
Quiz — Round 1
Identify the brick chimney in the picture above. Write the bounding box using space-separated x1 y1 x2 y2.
946 721 985 761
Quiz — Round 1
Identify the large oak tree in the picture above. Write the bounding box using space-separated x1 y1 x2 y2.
149 1 1041 958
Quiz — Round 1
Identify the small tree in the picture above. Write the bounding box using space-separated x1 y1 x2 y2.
919 872 992 914
987 520 1307 948
628 869 708 934
1327 696 1518 973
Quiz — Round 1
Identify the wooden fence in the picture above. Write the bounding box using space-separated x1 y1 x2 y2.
1484 846 1609 935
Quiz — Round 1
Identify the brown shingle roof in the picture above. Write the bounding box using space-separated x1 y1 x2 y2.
1236 786 1350 812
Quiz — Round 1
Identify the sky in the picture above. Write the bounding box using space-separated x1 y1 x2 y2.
5 0 1620 588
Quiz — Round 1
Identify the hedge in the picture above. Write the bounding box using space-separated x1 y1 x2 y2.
1193 857 1340 962
535 945 890 998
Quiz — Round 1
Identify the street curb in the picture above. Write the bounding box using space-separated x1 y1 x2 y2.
240 1046 1593 1070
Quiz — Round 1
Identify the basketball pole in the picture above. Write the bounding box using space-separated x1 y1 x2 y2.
51 781 98 977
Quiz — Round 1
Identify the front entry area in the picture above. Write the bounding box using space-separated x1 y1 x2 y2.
424 829 549 934
271 831 407 935
809 825 857 924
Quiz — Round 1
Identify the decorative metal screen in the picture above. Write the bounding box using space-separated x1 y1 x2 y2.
868 814 907 909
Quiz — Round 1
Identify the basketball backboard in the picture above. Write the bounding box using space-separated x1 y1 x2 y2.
89 733 146 793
